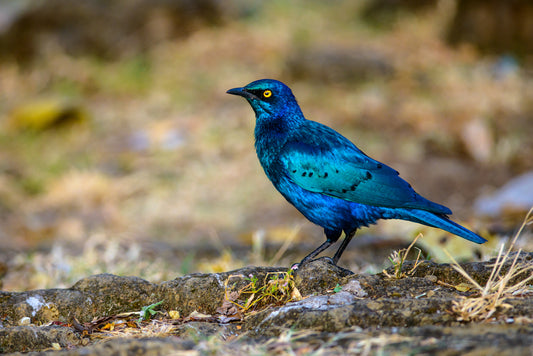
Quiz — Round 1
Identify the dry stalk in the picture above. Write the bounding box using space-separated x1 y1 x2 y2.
447 207 533 322
224 270 300 315
383 233 424 279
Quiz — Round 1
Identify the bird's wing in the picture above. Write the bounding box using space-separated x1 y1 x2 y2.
280 129 451 214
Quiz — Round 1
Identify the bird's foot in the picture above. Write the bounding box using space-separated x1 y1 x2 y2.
313 256 336 265
291 256 336 271
290 262 301 271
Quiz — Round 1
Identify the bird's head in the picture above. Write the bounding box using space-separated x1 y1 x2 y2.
227 79 302 120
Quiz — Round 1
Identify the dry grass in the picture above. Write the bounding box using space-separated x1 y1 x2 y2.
383 233 424 279
4 234 177 290
448 207 533 322
222 270 301 317
246 328 415 356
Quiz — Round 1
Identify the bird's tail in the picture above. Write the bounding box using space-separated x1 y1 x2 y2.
404 209 487 244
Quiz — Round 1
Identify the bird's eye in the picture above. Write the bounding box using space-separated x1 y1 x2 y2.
263 90 272 98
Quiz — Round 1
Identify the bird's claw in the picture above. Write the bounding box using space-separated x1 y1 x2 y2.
291 256 336 271
318 256 336 265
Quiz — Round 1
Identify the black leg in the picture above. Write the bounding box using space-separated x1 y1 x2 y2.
332 230 356 265
293 229 342 269
297 239 334 267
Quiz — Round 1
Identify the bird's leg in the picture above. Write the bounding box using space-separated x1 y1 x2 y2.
332 230 356 265
292 240 334 270
292 229 341 270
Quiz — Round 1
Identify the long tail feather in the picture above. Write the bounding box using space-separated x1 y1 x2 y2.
405 209 487 244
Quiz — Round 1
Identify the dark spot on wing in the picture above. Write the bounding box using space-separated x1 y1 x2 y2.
342 189 347 193
350 184 357 191
309 172 313 177
377 163 383 168
365 171 372 179
323 172 328 178
292 170 297 173
302 172 307 177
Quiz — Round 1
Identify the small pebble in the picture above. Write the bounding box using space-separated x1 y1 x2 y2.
18 317 31 326
425 275 438 283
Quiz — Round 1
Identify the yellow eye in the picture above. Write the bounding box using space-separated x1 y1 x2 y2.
263 90 272 98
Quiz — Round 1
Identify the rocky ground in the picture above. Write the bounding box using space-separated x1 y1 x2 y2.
1 2 533 354
1 252 532 355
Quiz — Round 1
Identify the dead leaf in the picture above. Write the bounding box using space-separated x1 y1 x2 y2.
101 322 115 331
291 287 302 301
168 311 180 319
188 310 212 319
454 283 474 292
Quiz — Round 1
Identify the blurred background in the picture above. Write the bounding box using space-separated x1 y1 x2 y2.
0 0 532 291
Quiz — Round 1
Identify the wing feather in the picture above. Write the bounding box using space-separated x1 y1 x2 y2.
280 122 451 214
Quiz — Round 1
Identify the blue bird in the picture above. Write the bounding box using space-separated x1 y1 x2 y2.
227 79 486 267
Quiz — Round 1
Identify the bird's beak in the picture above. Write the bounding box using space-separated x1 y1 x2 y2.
226 87 257 100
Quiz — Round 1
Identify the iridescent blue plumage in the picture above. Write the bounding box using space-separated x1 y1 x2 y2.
227 79 486 266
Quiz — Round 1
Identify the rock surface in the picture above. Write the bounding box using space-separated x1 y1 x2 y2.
1 253 532 354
